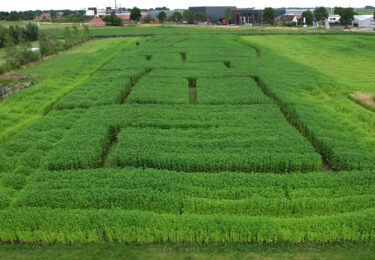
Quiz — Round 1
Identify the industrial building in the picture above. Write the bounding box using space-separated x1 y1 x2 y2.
189 6 236 23
353 15 375 28
231 9 263 25
148 10 183 19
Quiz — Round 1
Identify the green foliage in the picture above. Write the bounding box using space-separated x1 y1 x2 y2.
224 8 232 24
2 30 375 245
0 207 375 243
171 11 182 22
242 35 375 170
63 27 74 49
263 8 275 25
25 22 38 41
157 11 167 23
314 7 329 22
1 173 26 190
194 12 205 22
338 8 355 28
103 14 122 26
130 7 141 22
182 10 193 22
302 10 313 25
143 15 151 24
39 33 61 57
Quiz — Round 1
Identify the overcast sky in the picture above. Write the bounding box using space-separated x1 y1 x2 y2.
1 0 371 11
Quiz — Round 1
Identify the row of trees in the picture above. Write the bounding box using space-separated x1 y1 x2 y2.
0 23 39 48
0 10 85 21
127 8 203 24
0 25 91 74
301 7 356 28
261 6 361 28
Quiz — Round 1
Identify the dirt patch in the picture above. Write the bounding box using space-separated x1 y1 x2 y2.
0 81 36 99
349 93 375 111
3 73 30 81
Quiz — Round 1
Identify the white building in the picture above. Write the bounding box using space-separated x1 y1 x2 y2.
353 15 374 28
97 9 107 17
328 15 340 24
86 9 95 16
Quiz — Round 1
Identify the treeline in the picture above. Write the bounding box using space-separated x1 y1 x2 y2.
0 24 91 74
0 23 38 48
0 10 84 21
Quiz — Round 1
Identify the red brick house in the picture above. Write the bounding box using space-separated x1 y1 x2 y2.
90 17 106 27
35 12 51 21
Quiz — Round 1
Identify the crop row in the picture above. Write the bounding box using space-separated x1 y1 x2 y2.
41 104 320 172
128 76 273 105
0 109 87 174
107 127 320 173
0 208 375 243
12 168 375 217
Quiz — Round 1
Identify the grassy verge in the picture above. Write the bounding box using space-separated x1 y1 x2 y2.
0 242 374 260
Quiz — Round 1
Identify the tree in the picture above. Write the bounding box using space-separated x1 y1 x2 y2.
171 11 182 22
263 7 275 25
82 25 91 41
103 14 122 26
339 8 355 28
130 7 141 22
0 26 7 48
334 7 344 15
182 10 192 22
224 8 232 24
143 15 151 24
314 7 329 23
63 27 74 49
155 7 169 11
194 11 205 23
157 11 167 23
25 22 39 41
302 10 313 25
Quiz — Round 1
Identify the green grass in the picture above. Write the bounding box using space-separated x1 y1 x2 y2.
355 9 375 15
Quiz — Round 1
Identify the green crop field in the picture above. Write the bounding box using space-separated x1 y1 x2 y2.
0 25 375 258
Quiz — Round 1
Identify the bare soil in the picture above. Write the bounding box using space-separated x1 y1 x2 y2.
349 93 375 109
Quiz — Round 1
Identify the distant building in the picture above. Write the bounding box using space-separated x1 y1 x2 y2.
116 13 130 23
106 7 113 15
148 10 183 19
97 9 107 17
285 8 315 15
90 17 106 27
35 12 51 21
231 9 263 25
116 12 149 23
189 6 236 23
86 8 97 16
328 15 340 24
276 14 300 25
353 15 374 28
